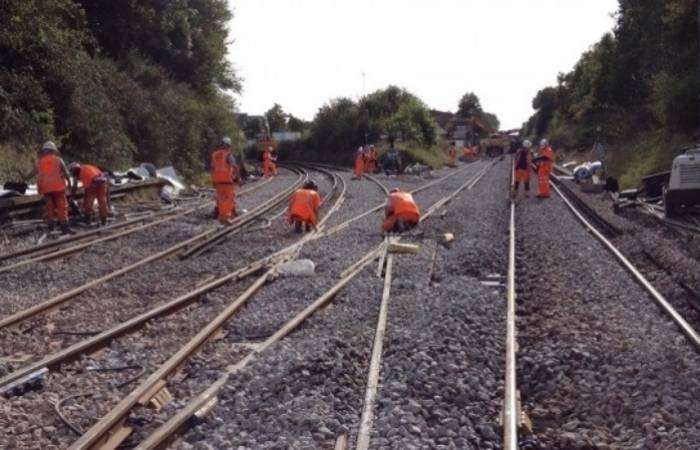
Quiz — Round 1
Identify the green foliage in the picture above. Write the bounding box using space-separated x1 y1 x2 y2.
265 103 287 133
457 92 483 118
0 0 240 182
525 0 699 184
386 98 438 145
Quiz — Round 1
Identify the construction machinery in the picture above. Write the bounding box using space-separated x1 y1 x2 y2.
479 130 520 157
664 145 700 217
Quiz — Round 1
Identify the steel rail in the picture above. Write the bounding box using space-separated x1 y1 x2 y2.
319 161 486 238
5 164 481 448
0 177 274 266
0 204 214 274
134 160 498 450
549 175 622 238
502 198 518 450
69 168 350 450
355 253 393 450
0 210 175 263
179 168 306 259
133 244 387 450
0 175 305 329
551 182 700 350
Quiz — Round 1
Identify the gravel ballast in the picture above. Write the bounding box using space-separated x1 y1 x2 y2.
517 177 700 449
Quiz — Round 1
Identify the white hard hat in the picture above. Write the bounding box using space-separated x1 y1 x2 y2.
523 140 532 148
358 146 364 152
540 138 549 147
221 137 232 146
41 141 58 153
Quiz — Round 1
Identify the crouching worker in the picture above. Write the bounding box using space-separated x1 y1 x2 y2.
288 180 321 233
382 188 420 233
69 162 110 225
36 141 73 234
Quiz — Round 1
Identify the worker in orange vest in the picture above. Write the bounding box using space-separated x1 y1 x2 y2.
383 188 421 233
36 141 73 234
288 180 322 233
69 162 110 225
211 137 239 225
512 140 533 199
535 138 555 198
365 145 377 173
448 142 457 166
262 146 277 177
354 146 366 179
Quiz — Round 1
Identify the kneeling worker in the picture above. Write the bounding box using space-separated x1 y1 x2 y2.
288 180 321 233
211 137 239 225
383 188 420 233
69 162 110 225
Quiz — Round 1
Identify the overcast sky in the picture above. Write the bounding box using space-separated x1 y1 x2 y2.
226 0 618 130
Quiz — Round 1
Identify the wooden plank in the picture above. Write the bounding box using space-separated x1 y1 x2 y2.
388 242 419 254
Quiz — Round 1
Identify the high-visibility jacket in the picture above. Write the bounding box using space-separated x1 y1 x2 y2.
263 150 273 162
514 148 532 170
538 146 554 171
37 154 66 194
211 148 236 184
80 164 104 188
387 192 420 217
288 188 321 224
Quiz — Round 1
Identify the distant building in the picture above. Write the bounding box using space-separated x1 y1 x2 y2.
272 131 302 142
430 110 494 147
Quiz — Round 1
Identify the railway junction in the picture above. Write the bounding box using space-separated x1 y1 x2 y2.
1 156 700 450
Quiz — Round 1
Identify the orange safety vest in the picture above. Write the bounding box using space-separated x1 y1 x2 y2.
388 192 420 217
211 148 235 184
37 154 66 194
80 164 103 188
289 189 321 224
539 146 554 171
263 150 273 162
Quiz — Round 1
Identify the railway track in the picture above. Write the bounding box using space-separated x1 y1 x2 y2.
6 160 482 448
1 161 494 449
0 170 306 334
89 161 497 450
507 172 700 447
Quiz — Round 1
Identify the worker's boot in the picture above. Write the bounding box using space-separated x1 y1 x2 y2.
60 222 75 235
294 220 303 233
395 220 406 233
83 215 92 225
100 217 107 226
47 220 56 232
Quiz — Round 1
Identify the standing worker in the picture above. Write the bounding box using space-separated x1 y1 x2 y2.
68 162 110 225
354 146 366 179
448 142 457 166
36 141 73 234
383 188 421 233
288 180 322 233
534 138 555 198
211 137 239 225
512 140 533 199
262 146 277 177
365 145 378 173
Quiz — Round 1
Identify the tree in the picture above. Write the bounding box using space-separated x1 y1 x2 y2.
386 98 438 145
265 103 287 132
287 114 307 133
457 92 483 118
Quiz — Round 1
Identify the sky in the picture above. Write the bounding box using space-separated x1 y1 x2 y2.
226 0 618 130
